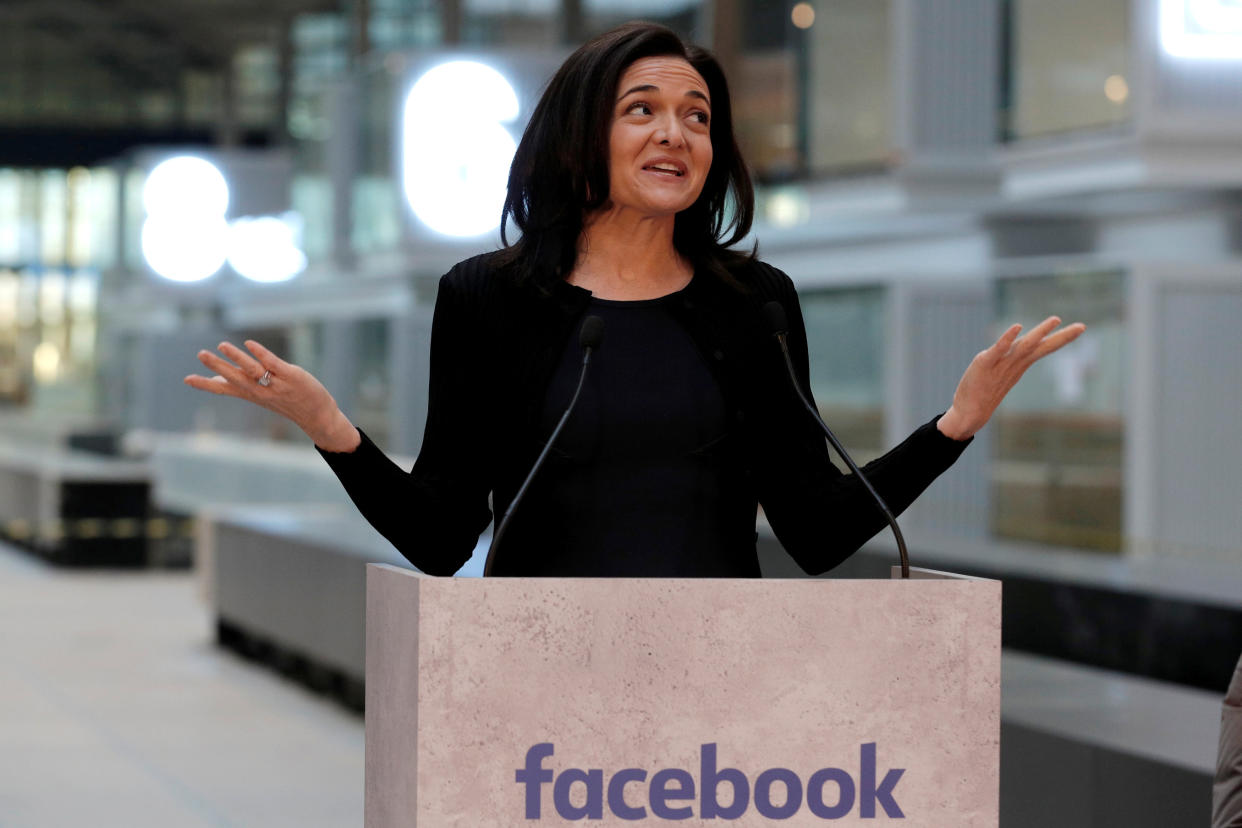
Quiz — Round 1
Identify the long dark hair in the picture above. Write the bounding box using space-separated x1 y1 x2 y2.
499 22 755 292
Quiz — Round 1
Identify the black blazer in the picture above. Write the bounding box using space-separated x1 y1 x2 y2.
317 252 971 576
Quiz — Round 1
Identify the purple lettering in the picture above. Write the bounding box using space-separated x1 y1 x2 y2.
859 742 905 819
807 768 855 819
515 742 908 821
649 769 695 820
754 768 802 819
553 768 604 820
700 742 750 818
515 743 555 818
606 768 647 821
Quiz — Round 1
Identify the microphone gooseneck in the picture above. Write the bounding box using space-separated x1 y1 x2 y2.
762 301 912 579
483 315 604 576
579 314 604 350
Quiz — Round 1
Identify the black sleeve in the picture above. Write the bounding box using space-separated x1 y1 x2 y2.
315 269 493 575
752 267 972 576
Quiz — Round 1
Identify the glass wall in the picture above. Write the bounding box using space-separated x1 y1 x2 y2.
76 168 119 271
733 0 802 181
803 0 894 176
990 270 1125 552
371 0 442 51
290 14 350 264
801 286 887 464
1000 0 1131 141
0 167 112 413
0 269 30 405
0 29 128 127
0 268 100 414
0 170 23 266
352 62 402 256
299 0 905 263
234 46 280 133
464 0 562 45
711 0 897 183
121 166 148 273
287 320 327 383
582 0 701 40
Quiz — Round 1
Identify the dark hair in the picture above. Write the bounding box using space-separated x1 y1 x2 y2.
499 21 755 292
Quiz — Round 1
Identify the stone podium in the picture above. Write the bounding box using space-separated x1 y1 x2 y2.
365 565 1000 826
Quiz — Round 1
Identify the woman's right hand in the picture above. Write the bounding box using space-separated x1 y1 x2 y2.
183 339 361 452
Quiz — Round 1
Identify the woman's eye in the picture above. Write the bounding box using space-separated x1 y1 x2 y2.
627 102 651 115
691 111 710 125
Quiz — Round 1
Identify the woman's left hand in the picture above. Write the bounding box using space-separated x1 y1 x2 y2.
936 316 1087 441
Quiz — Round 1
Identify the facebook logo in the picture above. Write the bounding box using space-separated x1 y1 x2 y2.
515 742 905 820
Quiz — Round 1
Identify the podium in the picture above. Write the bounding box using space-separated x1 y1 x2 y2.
365 565 1000 826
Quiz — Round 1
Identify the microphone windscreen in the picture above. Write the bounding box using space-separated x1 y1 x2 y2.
579 315 605 349
763 301 788 336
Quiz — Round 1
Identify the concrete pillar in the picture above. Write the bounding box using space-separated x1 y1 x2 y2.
217 59 241 147
349 0 371 65
561 0 584 45
441 0 462 45
274 14 295 147
327 78 358 270
319 318 360 420
708 0 742 87
891 0 1001 180
389 304 433 457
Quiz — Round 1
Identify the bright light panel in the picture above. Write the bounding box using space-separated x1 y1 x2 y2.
142 156 230 282
143 156 229 218
141 155 307 283
403 61 519 238
227 214 308 283
1160 0 1242 59
141 215 230 283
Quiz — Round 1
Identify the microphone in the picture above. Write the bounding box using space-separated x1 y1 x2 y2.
483 315 604 576
762 301 912 579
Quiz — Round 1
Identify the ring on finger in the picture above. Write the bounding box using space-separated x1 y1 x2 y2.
257 370 272 387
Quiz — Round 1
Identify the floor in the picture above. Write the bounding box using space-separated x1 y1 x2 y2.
0 542 364 828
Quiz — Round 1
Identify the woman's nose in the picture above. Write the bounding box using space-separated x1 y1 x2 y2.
655 116 686 148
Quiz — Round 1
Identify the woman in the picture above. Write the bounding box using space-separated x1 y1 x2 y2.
185 23 1084 577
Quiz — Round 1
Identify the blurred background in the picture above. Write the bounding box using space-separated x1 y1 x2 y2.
0 0 1239 825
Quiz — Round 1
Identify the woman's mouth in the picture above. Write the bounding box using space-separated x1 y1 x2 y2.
642 159 687 177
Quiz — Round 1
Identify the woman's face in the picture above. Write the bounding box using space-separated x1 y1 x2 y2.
605 56 713 219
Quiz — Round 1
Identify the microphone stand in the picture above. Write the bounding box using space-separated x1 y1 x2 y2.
483 316 603 576
765 303 912 579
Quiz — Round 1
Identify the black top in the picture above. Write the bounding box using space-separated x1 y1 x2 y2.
315 252 974 577
507 292 738 576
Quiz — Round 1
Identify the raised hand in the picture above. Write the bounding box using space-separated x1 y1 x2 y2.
183 340 360 452
936 316 1087 441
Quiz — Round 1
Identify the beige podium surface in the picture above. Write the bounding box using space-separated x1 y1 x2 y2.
366 565 1000 826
